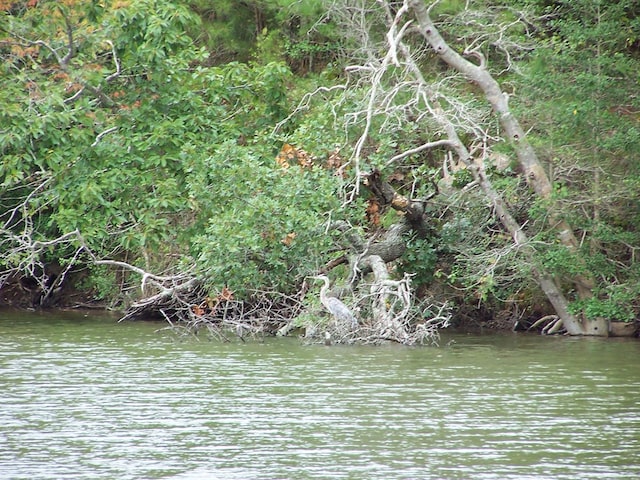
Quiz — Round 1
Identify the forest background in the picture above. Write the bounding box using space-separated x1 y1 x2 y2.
1 0 639 340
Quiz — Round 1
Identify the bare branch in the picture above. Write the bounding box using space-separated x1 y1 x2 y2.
385 139 455 165
58 5 75 67
63 87 85 104
91 126 118 147
272 83 347 135
93 259 191 293
104 40 121 83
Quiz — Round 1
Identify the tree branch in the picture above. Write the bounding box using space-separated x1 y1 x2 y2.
92 259 191 293
385 139 455 165
58 5 75 67
91 126 118 147
104 40 121 83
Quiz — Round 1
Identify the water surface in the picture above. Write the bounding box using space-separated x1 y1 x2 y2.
1 310 639 479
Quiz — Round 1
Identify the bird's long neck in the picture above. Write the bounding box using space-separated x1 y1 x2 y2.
322 280 330 297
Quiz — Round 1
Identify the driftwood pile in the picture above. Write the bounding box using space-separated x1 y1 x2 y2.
120 276 302 341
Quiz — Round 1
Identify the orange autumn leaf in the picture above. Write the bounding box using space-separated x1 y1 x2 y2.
276 156 290 169
295 148 313 168
52 71 71 82
281 232 296 246
282 143 296 159
275 143 295 168
326 148 343 169
366 198 381 226
276 143 315 169
219 287 234 302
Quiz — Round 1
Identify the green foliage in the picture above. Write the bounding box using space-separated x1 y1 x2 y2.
569 284 639 322
510 0 640 315
2 0 638 320
185 0 340 71
77 265 120 303
0 0 350 303
431 0 468 16
538 245 589 278
399 236 438 285
451 169 474 189
190 140 342 296
111 0 202 72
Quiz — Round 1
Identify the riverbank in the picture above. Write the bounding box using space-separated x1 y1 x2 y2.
1 300 637 340
2 272 638 339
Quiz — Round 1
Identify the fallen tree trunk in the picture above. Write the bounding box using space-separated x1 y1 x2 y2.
372 0 607 335
407 0 596 300
348 169 435 275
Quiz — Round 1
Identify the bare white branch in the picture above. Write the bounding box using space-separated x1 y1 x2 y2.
91 126 118 147
385 139 455 166
93 259 191 293
104 40 121 83
272 83 347 135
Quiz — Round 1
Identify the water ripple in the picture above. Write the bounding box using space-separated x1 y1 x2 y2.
1 315 639 479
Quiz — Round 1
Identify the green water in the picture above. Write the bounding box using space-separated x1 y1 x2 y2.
1 309 639 480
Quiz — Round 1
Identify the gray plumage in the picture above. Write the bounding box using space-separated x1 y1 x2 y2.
310 275 357 328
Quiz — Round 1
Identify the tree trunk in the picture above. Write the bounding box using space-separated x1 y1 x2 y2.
407 0 594 299
405 0 605 335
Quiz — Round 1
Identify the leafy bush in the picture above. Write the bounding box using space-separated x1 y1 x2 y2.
569 284 639 322
190 140 344 296
0 0 348 303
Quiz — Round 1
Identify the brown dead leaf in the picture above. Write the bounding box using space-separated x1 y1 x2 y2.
281 232 296 246
366 198 381 226
220 287 234 302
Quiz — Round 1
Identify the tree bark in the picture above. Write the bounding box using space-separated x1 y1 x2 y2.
407 0 594 299
364 169 433 236
404 0 605 335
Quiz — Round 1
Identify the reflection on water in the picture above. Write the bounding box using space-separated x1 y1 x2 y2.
1 310 639 479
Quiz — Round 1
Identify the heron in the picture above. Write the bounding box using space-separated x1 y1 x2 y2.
309 275 357 328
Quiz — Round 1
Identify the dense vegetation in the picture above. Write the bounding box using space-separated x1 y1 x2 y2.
1 0 638 339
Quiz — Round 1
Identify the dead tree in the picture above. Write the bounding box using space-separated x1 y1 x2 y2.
316 0 605 335
404 0 603 334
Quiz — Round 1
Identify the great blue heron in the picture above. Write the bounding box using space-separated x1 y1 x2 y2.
309 275 357 328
